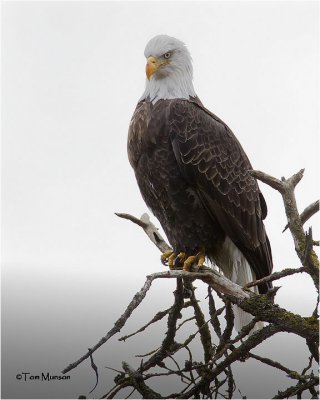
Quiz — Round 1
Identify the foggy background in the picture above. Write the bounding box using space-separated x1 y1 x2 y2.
1 1 319 399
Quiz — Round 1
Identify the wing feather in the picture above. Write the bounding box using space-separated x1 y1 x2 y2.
168 98 272 290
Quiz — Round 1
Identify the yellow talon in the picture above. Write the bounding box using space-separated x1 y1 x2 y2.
198 255 205 266
161 250 174 265
197 247 206 267
162 249 205 271
168 253 176 269
183 255 196 271
182 248 206 271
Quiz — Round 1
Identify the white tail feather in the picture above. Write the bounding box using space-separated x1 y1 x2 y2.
215 237 264 333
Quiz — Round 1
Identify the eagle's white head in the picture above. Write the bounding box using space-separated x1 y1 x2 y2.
140 35 196 104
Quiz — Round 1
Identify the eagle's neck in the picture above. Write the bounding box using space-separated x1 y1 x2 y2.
140 69 196 104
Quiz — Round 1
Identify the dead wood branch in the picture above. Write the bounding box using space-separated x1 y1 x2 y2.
272 376 319 399
64 206 317 382
251 169 319 291
122 362 161 398
62 272 157 374
116 212 171 253
119 300 194 342
245 266 307 289
67 168 318 399
283 199 319 232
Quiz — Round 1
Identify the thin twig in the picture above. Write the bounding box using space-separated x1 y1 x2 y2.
62 274 157 374
176 316 196 331
138 279 185 372
207 287 223 339
248 352 307 381
88 349 99 393
119 300 194 342
116 212 171 253
101 380 130 399
245 266 307 289
135 347 159 358
125 387 136 399
122 362 161 399
273 376 319 399
118 308 171 342
301 356 314 376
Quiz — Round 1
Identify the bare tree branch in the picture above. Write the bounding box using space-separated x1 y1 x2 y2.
116 212 171 253
251 169 319 291
245 266 307 289
122 362 161 399
119 301 194 342
283 199 319 232
184 281 213 363
272 376 319 399
248 352 309 381
176 324 283 398
62 272 157 374
63 241 317 378
67 168 318 399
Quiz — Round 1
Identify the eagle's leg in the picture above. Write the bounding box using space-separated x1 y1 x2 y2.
182 247 206 271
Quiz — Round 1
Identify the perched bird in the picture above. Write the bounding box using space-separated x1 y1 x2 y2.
127 35 273 331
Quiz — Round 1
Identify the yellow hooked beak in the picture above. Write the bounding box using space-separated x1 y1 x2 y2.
146 56 160 80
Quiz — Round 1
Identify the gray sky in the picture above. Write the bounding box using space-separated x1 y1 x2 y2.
2 1 319 399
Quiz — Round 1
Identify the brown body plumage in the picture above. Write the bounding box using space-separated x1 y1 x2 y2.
128 95 272 294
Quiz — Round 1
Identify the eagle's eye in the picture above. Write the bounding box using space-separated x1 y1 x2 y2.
163 52 171 59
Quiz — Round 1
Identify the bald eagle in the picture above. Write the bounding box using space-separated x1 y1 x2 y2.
127 35 273 331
